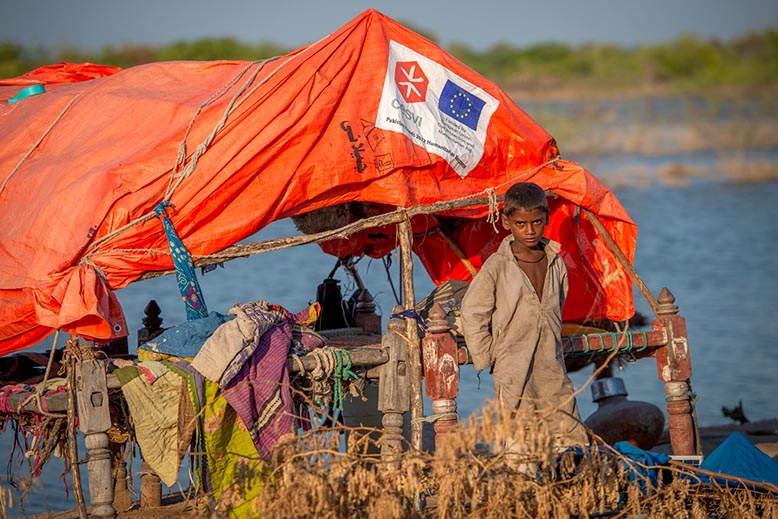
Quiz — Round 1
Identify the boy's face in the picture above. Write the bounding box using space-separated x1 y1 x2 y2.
502 208 547 249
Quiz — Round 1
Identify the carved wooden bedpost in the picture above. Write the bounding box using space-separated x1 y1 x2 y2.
137 300 164 345
136 299 164 507
353 289 381 334
652 288 699 455
378 308 410 465
75 341 115 518
422 303 458 450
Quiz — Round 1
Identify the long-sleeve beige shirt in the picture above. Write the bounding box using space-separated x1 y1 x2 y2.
460 235 567 375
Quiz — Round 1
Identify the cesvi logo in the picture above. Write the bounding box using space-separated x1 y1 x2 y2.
394 61 428 103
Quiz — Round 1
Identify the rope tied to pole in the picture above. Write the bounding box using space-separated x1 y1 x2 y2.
297 347 361 414
566 331 649 357
412 412 457 424
332 349 359 412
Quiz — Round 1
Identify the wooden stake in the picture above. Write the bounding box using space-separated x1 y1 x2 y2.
398 216 424 451
431 216 478 278
65 342 88 519
582 208 659 317
139 195 497 280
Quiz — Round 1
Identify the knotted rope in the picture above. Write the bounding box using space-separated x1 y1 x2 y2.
294 347 361 414
566 331 649 357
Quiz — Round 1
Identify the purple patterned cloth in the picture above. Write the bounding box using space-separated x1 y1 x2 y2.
219 303 324 458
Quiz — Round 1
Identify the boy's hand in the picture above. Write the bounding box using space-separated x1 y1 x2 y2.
472 353 491 372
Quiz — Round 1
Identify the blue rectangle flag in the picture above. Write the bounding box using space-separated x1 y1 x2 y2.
438 80 486 130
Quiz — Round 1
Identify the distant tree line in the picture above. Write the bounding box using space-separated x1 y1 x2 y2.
1 28 776 92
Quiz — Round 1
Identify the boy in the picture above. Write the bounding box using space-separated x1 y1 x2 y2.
460 181 588 448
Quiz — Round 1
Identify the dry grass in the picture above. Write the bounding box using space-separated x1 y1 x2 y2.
244 401 778 519
1 398 776 518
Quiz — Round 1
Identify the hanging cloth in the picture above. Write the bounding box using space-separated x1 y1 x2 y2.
154 202 208 320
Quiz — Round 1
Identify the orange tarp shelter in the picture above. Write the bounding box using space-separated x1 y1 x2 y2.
0 9 636 356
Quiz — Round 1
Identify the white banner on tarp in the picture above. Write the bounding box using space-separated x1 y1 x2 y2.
376 40 499 178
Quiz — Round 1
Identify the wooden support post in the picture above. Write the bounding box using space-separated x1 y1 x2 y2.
140 461 162 508
75 342 115 518
652 288 699 456
111 443 132 513
398 217 424 451
431 217 477 278
378 309 410 465
422 303 459 451
353 289 381 334
133 304 164 509
582 208 659 317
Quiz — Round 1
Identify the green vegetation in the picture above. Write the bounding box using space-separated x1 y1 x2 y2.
0 38 292 77
1 30 777 94
450 31 778 94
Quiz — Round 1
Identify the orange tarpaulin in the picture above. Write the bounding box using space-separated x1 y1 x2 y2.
0 9 636 356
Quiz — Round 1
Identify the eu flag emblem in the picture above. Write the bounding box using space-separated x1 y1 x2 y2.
438 80 486 130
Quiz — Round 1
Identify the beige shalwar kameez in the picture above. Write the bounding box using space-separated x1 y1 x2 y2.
461 235 587 446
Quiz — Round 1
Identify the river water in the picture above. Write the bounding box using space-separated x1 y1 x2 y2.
4 179 778 516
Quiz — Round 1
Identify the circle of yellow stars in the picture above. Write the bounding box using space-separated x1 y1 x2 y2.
448 92 473 120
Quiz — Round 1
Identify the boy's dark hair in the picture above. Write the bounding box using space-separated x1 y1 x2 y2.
503 182 549 216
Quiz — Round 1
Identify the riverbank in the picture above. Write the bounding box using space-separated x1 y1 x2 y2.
503 86 778 190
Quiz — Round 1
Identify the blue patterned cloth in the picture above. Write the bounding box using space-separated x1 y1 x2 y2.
155 202 208 320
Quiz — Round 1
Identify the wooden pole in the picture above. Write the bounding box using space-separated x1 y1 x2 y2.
431 216 478 278
65 343 88 519
433 229 477 278
398 216 424 451
139 196 498 280
582 208 659 317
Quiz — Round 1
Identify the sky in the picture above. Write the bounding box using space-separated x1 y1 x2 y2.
3 0 777 53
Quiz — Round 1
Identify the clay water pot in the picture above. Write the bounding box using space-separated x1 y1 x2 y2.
584 377 665 450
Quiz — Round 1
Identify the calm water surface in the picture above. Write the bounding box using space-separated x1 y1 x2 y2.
4 180 778 515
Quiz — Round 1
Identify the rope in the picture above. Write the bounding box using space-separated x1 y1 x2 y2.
388 329 421 352
298 347 361 413
168 62 258 189
305 348 337 413
290 354 306 377
80 48 317 265
485 187 500 233
666 391 698 404
567 331 649 357
332 349 359 411
80 58 278 258
412 412 457 424
26 331 67 418
164 59 269 200
0 93 83 195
